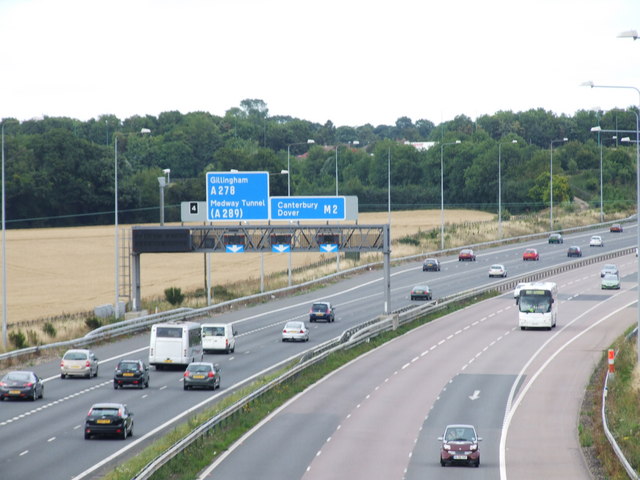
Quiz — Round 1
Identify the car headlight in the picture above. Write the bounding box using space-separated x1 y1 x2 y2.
470 444 478 451
443 444 451 450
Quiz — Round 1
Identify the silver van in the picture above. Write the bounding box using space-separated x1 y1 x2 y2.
201 323 237 354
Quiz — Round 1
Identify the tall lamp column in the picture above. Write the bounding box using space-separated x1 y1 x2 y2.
498 139 517 238
440 140 461 250
549 137 568 230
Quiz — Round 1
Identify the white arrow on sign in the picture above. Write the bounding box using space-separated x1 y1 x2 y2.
272 244 290 253
320 244 338 253
468 390 481 401
226 245 244 253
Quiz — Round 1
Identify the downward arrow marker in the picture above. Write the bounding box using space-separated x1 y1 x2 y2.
469 390 480 401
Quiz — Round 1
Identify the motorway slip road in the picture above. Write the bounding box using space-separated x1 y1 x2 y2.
200 254 638 480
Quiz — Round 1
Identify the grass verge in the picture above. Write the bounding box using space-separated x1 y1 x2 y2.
102 291 497 480
579 327 640 479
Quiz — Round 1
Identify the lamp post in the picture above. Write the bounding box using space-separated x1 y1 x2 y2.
549 137 568 230
114 136 119 319
590 126 604 222
498 139 517 238
286 139 314 196
157 169 170 226
1 121 16 347
335 140 359 196
440 140 461 250
585 80 640 362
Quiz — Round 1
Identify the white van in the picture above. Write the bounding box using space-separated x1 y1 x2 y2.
201 323 237 354
149 322 203 369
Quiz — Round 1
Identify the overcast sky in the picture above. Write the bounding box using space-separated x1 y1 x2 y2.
1 0 639 127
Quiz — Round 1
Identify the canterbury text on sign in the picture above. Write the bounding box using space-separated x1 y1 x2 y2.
270 196 346 220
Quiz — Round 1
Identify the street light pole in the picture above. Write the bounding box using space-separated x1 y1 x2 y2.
498 139 517 238
286 139 314 197
1 122 10 347
114 136 119 320
440 140 461 250
585 80 640 362
549 137 568 230
590 126 604 222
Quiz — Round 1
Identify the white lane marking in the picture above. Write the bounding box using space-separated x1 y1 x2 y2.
19 450 28 456
47 437 56 442
0 380 112 427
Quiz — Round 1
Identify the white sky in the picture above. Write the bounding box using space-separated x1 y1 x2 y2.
1 0 639 127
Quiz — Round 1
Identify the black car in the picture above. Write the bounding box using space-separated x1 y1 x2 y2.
309 301 335 323
0 371 44 401
422 258 441 271
567 246 582 257
84 403 134 440
113 359 149 389
548 233 563 244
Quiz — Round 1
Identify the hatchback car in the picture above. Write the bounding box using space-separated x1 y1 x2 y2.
567 246 582 257
488 264 507 278
458 249 476 261
522 248 539 261
282 321 309 342
0 371 44 401
590 235 604 247
411 285 433 300
84 403 134 440
60 349 99 379
439 424 482 467
600 264 619 278
601 273 621 290
183 362 221 390
610 223 623 233
113 359 149 389
548 233 564 244
422 258 441 271
309 302 335 323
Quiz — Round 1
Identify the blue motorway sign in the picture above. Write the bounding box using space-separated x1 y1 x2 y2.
270 196 346 220
206 172 269 221
272 244 291 253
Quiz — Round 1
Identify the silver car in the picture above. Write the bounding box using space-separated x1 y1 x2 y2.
60 349 99 379
183 362 221 390
600 264 619 278
282 321 309 342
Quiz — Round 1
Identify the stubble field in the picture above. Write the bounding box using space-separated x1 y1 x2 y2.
2 209 492 325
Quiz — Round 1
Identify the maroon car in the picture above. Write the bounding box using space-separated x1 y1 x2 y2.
439 424 482 467
458 249 476 261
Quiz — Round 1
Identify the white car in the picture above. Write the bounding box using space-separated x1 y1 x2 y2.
282 321 309 342
590 235 604 247
488 264 507 278
60 349 99 379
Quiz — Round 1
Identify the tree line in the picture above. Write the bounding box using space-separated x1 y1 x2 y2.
1 98 637 227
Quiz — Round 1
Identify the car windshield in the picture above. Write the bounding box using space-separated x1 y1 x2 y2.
118 362 139 370
4 372 32 382
90 407 119 417
188 364 212 373
202 326 225 336
64 351 87 360
445 427 475 442
519 296 552 313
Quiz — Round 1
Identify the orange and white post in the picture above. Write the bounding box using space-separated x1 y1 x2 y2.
608 349 615 375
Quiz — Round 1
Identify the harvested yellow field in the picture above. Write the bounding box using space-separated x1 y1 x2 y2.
0 209 492 325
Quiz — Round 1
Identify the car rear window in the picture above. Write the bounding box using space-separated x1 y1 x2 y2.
5 372 32 382
90 407 119 416
202 326 225 336
188 364 212 373
312 304 328 311
64 351 87 360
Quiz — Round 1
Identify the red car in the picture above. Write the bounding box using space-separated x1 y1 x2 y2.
610 223 623 233
458 249 476 261
439 424 482 467
522 248 539 261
